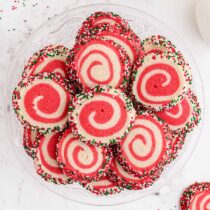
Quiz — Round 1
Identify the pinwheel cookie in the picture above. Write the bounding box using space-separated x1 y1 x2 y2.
66 37 132 92
132 53 192 111
117 112 172 178
12 73 75 133
57 128 112 181
68 85 136 146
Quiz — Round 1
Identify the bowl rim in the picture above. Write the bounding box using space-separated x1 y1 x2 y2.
4 3 205 206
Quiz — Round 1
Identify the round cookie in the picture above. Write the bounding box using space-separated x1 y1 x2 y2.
156 90 201 158
12 73 75 133
117 112 172 178
23 127 42 159
22 45 69 79
132 53 192 111
76 24 143 65
57 128 112 181
34 131 72 184
108 157 161 190
77 11 130 37
66 37 132 92
180 182 210 210
68 85 136 146
81 175 123 196
142 35 176 55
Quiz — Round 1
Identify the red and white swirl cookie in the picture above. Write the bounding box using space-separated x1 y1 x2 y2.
156 90 201 135
180 182 210 210
57 128 112 181
77 12 130 36
156 91 201 160
23 127 42 159
82 175 123 196
34 131 72 184
117 113 172 177
12 73 75 133
142 35 176 55
68 86 136 146
76 24 143 66
132 53 192 111
22 45 69 79
66 37 131 92
108 157 160 190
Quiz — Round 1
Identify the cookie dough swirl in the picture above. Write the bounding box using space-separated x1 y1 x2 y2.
12 73 72 132
64 135 104 175
132 53 190 111
57 128 109 180
69 86 136 145
75 39 125 87
120 115 165 170
67 38 131 92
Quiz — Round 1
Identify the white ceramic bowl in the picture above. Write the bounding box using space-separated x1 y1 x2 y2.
5 3 204 206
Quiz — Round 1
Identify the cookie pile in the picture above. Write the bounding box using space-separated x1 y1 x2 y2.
12 11 201 196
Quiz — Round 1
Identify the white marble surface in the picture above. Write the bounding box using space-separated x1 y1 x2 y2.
0 0 210 209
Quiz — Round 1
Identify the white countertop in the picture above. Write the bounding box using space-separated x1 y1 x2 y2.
1 0 210 209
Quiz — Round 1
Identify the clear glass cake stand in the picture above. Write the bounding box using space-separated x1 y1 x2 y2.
4 3 204 206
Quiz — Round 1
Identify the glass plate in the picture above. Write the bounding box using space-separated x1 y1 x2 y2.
4 3 205 206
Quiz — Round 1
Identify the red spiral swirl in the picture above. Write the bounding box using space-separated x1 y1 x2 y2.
74 39 123 88
128 125 156 162
78 93 127 137
80 50 113 85
120 115 166 171
59 129 105 177
23 80 70 124
66 141 98 169
136 63 180 105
